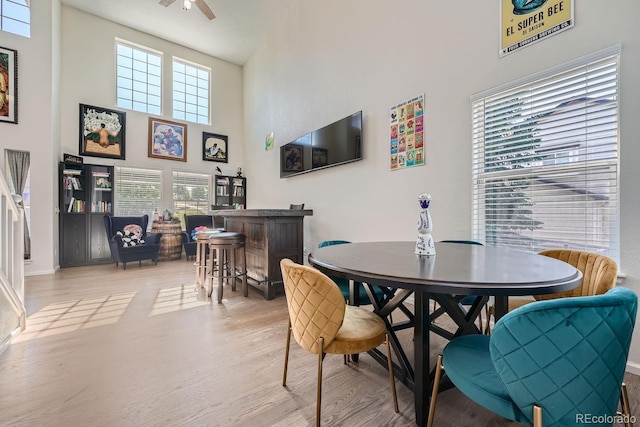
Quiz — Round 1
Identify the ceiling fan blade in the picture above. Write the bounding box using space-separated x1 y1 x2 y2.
194 0 216 20
159 0 176 6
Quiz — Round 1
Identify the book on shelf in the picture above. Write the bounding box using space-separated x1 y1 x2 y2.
91 171 111 177
67 197 75 212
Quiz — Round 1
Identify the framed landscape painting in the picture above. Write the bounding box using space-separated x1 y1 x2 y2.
202 132 228 163
0 46 18 124
148 117 187 162
79 104 126 159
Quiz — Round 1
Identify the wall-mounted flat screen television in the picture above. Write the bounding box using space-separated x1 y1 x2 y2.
280 111 362 178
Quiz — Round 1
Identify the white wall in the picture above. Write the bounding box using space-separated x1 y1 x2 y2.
0 1 59 276
243 1 640 370
60 5 244 219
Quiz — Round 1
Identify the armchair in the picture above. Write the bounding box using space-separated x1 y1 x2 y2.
182 214 214 260
427 287 637 427
103 215 161 270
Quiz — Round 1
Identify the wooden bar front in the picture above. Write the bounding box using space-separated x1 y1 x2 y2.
212 209 313 300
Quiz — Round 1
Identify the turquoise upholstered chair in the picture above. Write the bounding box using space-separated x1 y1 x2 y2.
317 240 388 305
427 287 637 427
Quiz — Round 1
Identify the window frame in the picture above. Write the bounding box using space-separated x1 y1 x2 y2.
115 38 163 115
172 170 212 229
172 56 211 125
1 0 30 38
471 45 620 263
114 166 164 225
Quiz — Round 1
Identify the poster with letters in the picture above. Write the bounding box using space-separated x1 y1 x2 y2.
500 0 574 57
389 94 425 171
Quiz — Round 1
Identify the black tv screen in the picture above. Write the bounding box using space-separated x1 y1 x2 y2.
280 111 362 178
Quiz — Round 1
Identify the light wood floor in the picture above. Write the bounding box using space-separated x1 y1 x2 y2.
0 260 637 426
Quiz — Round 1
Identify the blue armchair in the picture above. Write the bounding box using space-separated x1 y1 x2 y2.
427 287 638 427
103 215 161 270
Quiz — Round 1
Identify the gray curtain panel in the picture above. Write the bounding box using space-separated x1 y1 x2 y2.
6 150 31 259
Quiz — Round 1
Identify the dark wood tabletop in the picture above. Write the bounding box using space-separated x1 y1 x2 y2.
309 241 582 295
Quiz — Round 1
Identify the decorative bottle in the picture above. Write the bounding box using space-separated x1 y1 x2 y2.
415 193 436 256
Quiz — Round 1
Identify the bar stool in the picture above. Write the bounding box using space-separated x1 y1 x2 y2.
207 232 248 303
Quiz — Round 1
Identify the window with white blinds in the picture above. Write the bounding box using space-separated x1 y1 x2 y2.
172 171 211 228
116 40 162 115
114 166 163 222
471 47 620 262
172 57 210 124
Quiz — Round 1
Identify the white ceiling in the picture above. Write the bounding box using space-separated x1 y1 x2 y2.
60 0 296 66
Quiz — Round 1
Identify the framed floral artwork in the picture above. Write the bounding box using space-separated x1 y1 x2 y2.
202 132 228 163
0 46 18 124
148 118 187 162
79 104 126 159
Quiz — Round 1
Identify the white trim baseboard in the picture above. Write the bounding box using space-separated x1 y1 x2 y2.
627 361 640 376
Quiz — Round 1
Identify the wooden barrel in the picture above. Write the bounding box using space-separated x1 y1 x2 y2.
150 221 183 261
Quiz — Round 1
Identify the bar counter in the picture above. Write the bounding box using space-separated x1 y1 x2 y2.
211 209 313 299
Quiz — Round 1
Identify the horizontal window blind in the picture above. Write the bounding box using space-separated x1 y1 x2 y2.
114 166 163 223
172 171 211 229
472 50 619 262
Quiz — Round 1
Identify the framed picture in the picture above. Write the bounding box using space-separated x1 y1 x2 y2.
0 46 18 124
202 132 228 163
148 117 187 162
312 147 328 168
79 104 126 160
282 144 304 172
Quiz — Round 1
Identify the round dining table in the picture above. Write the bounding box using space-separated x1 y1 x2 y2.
308 241 582 427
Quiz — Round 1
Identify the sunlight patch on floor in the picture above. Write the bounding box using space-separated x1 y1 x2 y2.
15 292 137 342
149 284 209 316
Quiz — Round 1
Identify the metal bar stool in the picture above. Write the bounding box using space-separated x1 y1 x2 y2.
207 232 248 303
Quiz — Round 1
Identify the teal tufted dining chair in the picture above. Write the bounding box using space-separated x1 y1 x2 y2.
427 287 638 427
317 240 388 305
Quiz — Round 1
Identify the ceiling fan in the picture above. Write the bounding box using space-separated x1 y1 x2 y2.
159 0 216 20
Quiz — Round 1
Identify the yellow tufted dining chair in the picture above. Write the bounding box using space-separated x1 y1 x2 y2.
280 259 399 427
487 249 618 332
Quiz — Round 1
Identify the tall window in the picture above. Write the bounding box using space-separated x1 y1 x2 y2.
172 57 210 124
1 0 29 38
471 47 620 262
116 40 162 115
114 166 163 222
172 171 210 228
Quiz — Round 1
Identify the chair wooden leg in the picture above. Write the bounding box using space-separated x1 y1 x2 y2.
217 248 224 303
316 337 324 427
385 334 399 413
533 405 542 427
282 319 291 387
620 382 632 427
427 354 444 427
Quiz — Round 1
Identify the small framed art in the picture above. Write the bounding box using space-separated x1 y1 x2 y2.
79 103 126 160
0 46 18 124
202 132 228 163
282 144 304 172
148 118 187 162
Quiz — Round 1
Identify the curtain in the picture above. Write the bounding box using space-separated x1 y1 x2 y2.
7 150 30 259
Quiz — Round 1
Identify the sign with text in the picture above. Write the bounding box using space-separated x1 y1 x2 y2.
500 0 574 57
